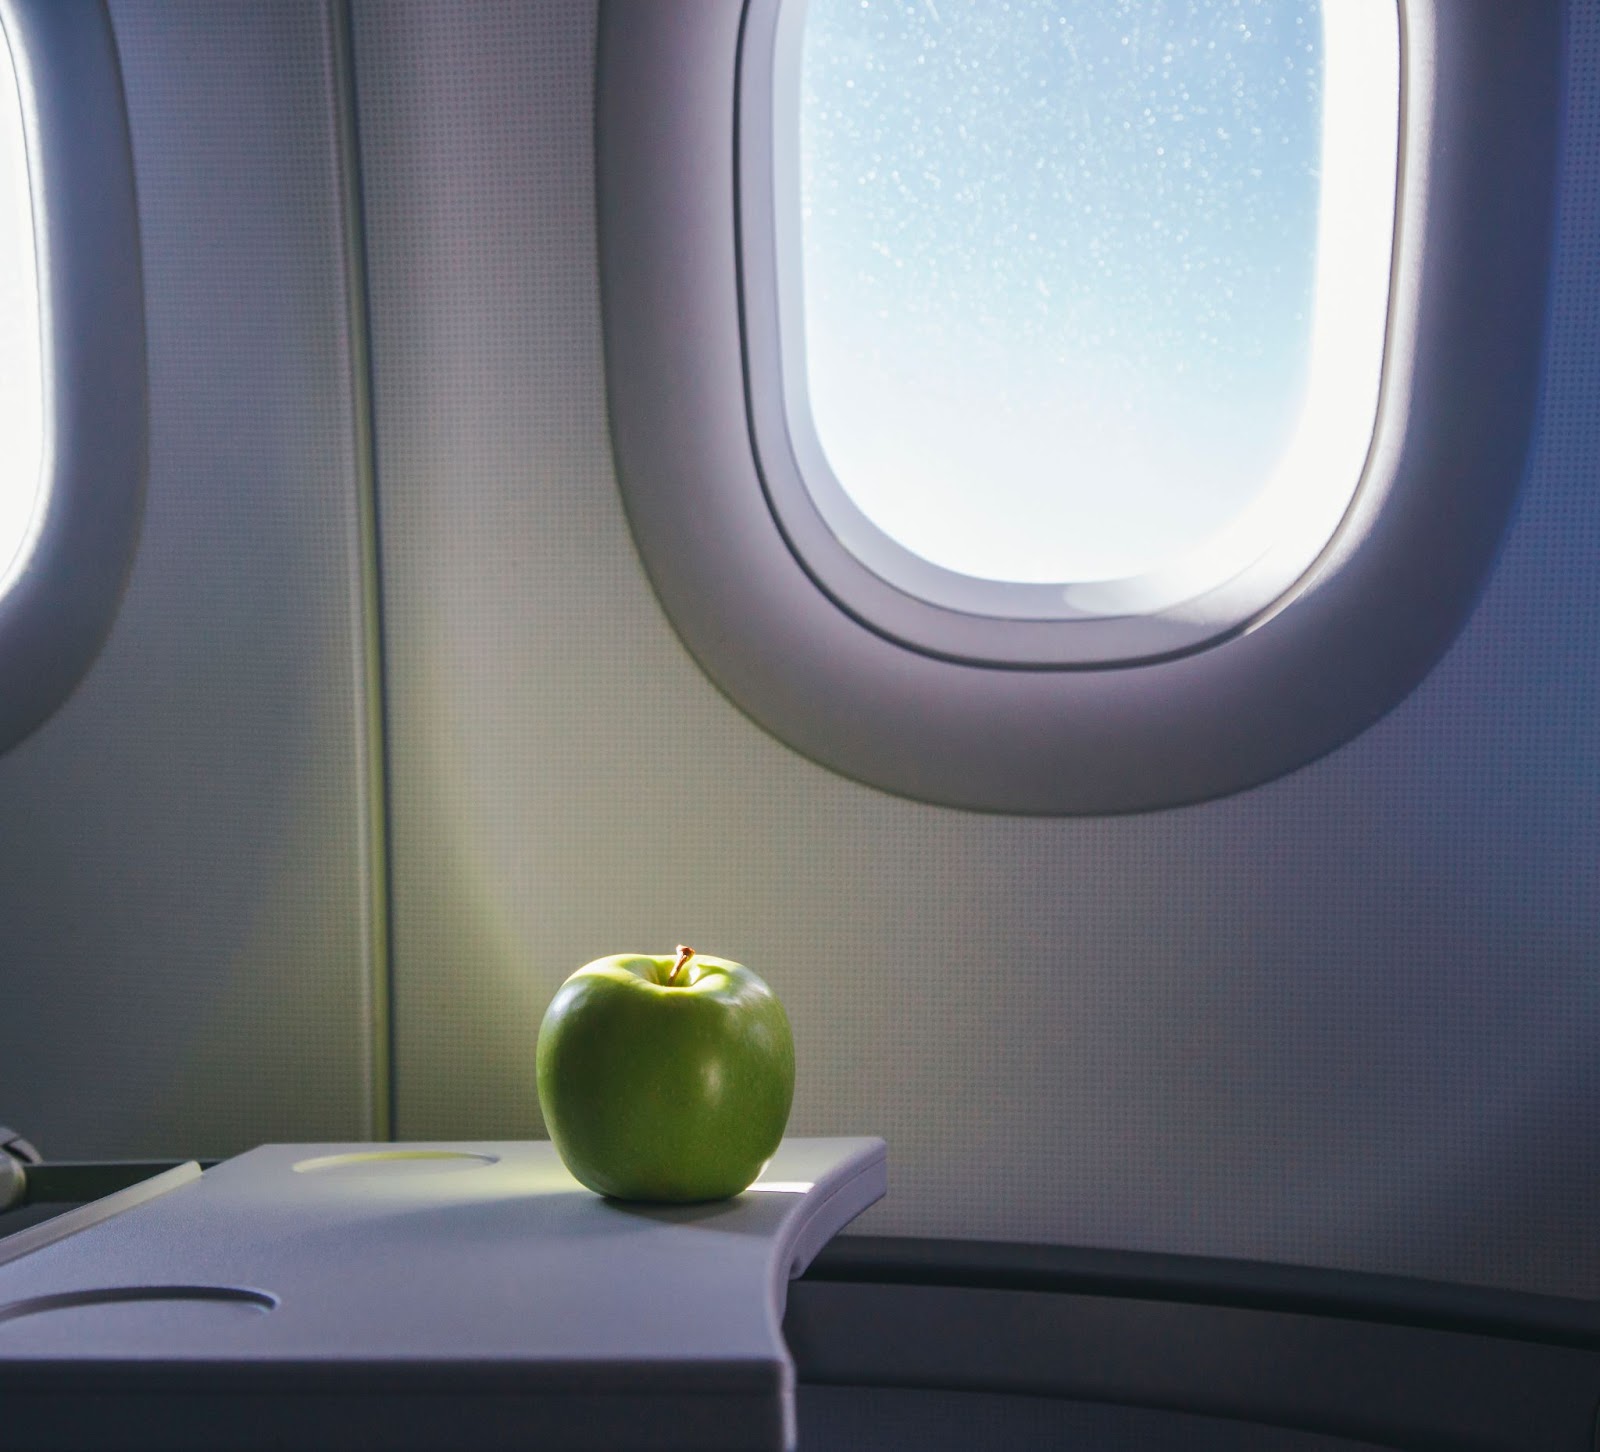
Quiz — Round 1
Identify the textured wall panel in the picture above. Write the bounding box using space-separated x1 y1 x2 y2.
359 2 1599 1296
0 2 376 1156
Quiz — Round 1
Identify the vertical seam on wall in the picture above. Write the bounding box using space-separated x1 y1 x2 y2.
327 0 395 1142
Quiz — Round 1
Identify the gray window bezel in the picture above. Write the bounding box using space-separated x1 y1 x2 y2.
0 0 146 757
597 0 1563 814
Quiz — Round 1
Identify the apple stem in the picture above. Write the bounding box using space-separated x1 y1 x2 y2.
669 944 695 987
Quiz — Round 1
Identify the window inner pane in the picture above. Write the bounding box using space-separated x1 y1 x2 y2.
0 21 42 597
796 0 1379 588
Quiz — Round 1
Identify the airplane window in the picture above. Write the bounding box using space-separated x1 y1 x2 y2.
0 14 43 604
748 0 1399 654
0 0 145 758
599 3 1561 810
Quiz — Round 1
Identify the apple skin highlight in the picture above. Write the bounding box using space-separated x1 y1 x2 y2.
536 950 795 1202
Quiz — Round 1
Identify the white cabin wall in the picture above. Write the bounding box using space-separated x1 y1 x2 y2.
1 0 1591 1303
354 1 1600 1298
0 1 379 1154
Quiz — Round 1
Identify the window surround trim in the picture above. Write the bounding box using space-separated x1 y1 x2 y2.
596 0 1564 814
0 0 146 757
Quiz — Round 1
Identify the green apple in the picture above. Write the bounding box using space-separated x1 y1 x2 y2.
536 946 795 1202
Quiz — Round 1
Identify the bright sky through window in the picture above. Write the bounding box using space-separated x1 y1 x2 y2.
795 0 1395 589
0 20 42 600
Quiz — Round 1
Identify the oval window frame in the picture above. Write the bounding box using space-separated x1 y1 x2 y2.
597 0 1564 814
0 0 147 757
